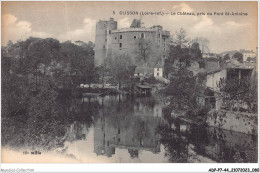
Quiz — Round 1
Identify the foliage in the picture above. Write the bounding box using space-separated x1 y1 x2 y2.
164 43 201 78
246 57 256 62
60 41 96 88
190 42 202 60
223 53 230 61
156 122 188 162
163 43 209 118
1 37 96 121
172 28 190 48
135 38 152 64
217 77 257 112
134 38 164 66
191 37 210 54
232 52 243 63
164 45 189 77
106 53 134 89
164 68 206 117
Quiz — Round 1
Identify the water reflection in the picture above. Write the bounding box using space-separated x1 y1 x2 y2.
94 95 162 158
158 117 257 163
2 95 257 163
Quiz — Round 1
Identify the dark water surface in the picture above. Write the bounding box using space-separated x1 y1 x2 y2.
2 95 257 163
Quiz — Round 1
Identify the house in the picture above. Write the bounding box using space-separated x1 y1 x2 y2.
198 62 256 110
202 53 218 59
153 63 163 77
240 49 256 62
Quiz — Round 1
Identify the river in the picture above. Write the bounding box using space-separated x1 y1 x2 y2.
1 95 257 163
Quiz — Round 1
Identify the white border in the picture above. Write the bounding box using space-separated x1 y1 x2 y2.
0 0 259 172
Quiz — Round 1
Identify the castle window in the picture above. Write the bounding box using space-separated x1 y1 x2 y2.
141 33 145 39
115 37 117 40
164 48 166 51
119 43 122 48
109 30 111 34
105 39 107 42
103 45 105 49
157 68 160 71
163 38 166 42
163 55 166 58
120 35 122 39
134 36 137 39
159 34 161 38
118 129 120 134
118 138 120 142
157 73 159 76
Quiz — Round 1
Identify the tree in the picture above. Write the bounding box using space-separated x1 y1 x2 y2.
217 77 257 112
163 44 209 118
247 57 256 62
97 64 109 88
223 53 230 61
232 52 243 63
60 41 95 88
28 38 62 91
164 68 206 117
135 38 152 65
164 45 191 78
173 28 190 48
2 55 30 117
106 53 133 90
191 37 210 54
189 42 202 60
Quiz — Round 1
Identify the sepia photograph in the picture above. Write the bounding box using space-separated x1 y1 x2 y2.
0 0 258 170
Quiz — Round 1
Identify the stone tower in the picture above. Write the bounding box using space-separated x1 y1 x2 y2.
94 18 117 66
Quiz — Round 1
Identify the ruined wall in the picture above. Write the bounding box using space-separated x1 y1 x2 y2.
206 109 257 135
206 69 227 90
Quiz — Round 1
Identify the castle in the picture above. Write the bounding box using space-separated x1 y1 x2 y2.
94 18 171 66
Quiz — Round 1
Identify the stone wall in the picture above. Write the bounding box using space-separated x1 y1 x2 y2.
206 109 257 135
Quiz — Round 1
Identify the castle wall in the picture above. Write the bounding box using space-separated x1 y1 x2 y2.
94 18 117 65
94 18 171 66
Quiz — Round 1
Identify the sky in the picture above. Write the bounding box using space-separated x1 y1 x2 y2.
2 1 258 53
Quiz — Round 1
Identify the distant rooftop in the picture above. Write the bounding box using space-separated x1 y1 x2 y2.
240 50 255 53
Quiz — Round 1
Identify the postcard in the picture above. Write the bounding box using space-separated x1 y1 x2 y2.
1 1 258 172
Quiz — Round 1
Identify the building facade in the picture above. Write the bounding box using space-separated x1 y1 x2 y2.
94 18 171 66
240 50 256 62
